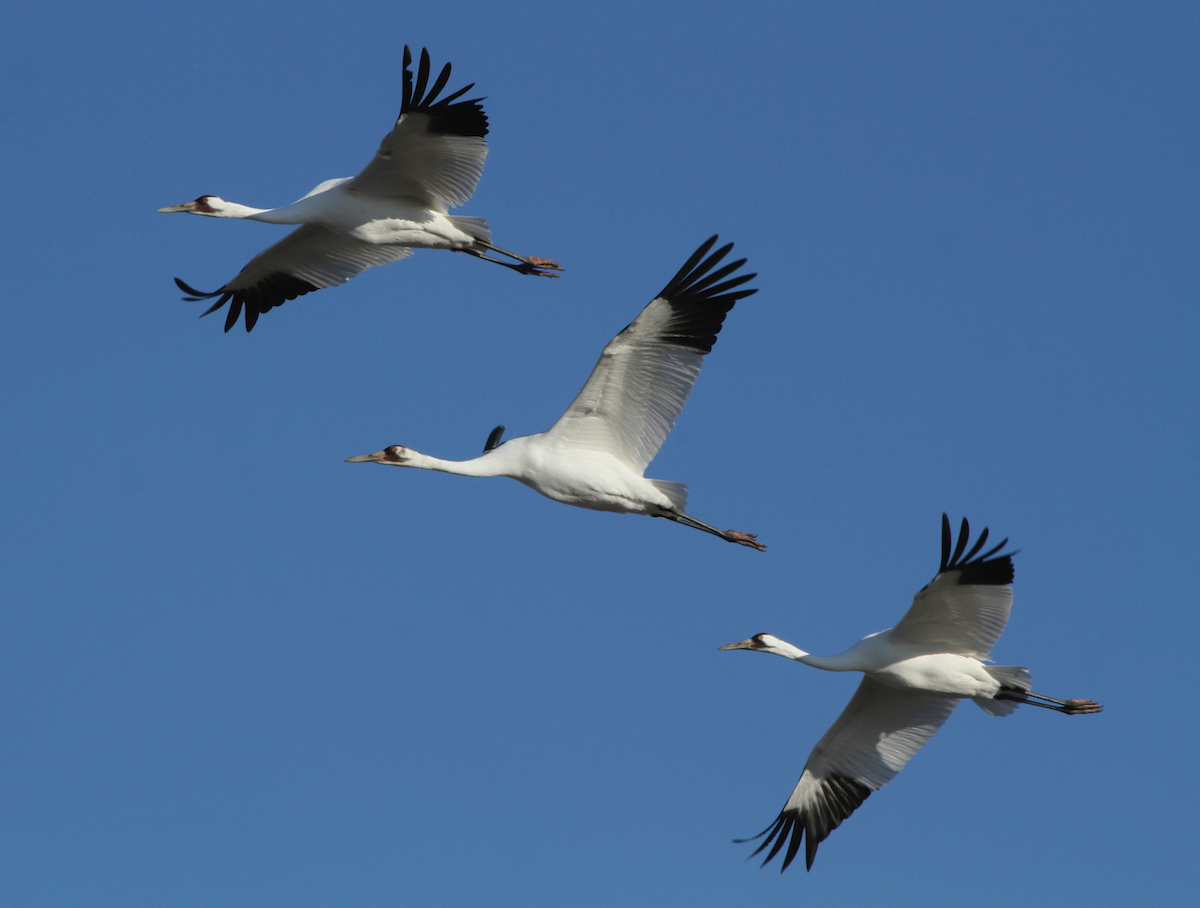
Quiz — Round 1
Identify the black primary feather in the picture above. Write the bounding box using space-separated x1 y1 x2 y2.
938 513 1014 586
400 46 487 138
175 274 319 333
737 775 871 872
634 235 757 354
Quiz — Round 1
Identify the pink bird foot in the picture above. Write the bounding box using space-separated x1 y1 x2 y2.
726 530 766 552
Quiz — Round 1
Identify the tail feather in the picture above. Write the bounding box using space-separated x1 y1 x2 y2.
649 480 689 511
975 666 1033 716
974 697 1019 716
449 215 492 244
986 665 1032 690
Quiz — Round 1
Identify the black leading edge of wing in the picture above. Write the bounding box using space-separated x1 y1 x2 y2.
401 46 488 138
641 235 758 354
175 275 319 333
737 774 872 872
938 514 1014 586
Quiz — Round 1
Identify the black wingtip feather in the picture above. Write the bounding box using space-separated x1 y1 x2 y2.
940 513 952 572
938 513 1015 586
963 527 990 563
398 46 488 137
413 48 432 106
950 517 970 566
703 272 757 299
223 299 241 333
685 257 749 297
184 272 318 333
751 814 789 865
665 235 719 290
782 818 804 871
645 235 758 354
175 277 222 300
199 293 231 317
401 46 414 110
739 776 870 873
426 59 452 104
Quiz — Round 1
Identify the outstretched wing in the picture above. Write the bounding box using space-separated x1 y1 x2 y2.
889 515 1015 659
175 225 412 332
545 236 757 473
744 678 958 872
345 46 489 210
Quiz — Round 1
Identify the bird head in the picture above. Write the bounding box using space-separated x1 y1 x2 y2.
345 445 411 465
157 195 225 215
718 633 792 655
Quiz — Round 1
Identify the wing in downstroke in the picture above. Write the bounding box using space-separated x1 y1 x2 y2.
745 677 958 871
176 224 412 332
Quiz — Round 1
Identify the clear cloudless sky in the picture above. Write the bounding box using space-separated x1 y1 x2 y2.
1 2 1196 906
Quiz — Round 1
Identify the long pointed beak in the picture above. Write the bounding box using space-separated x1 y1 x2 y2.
345 450 390 463
718 639 756 651
157 201 198 213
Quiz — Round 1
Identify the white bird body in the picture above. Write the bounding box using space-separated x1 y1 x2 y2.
195 183 479 249
371 435 678 514
159 47 560 332
720 516 1101 871
870 652 1003 698
769 633 1009 699
347 236 764 549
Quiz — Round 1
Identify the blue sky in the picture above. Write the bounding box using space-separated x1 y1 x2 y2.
1 2 1197 905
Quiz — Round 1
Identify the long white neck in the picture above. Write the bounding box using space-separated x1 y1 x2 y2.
798 650 863 672
247 205 306 224
200 199 272 219
763 639 810 661
763 638 861 672
394 450 509 478
200 197 331 226
215 182 355 224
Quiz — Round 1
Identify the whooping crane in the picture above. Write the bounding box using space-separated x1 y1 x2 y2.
158 46 562 332
346 235 765 550
719 515 1101 870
